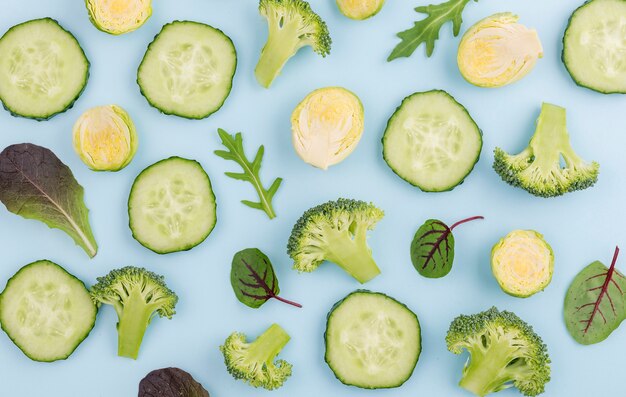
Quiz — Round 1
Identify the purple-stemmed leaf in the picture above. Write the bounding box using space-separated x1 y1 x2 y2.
564 246 626 345
410 216 483 278
230 248 301 309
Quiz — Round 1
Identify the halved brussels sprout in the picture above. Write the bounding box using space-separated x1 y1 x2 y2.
73 105 138 171
336 0 386 20
86 0 152 35
491 230 554 298
458 13 543 88
291 87 364 170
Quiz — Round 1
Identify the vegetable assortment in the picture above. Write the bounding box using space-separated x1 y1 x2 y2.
0 0 622 395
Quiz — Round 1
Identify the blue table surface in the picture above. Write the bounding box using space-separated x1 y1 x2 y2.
1 0 625 396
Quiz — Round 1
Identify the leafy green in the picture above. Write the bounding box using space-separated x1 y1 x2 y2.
215 129 282 219
0 143 98 257
410 216 483 278
564 246 626 345
231 248 301 309
388 0 477 61
139 367 209 397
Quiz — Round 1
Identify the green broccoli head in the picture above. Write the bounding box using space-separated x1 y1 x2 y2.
220 323 292 390
255 0 331 88
446 307 551 397
493 103 599 198
90 266 178 359
287 198 384 284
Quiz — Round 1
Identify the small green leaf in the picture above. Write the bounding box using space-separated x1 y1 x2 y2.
410 216 483 278
564 247 626 345
388 0 476 61
214 129 282 219
230 248 302 309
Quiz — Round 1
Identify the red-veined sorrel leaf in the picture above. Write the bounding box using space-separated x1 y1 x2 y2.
230 248 301 309
564 246 626 345
410 216 483 278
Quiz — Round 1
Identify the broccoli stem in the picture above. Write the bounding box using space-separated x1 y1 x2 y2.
459 339 518 397
325 225 381 284
247 324 291 364
116 288 154 359
255 23 301 88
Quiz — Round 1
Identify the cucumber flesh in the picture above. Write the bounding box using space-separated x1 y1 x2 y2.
0 18 89 119
325 290 421 389
128 157 217 254
382 90 482 192
137 21 237 119
563 0 626 93
0 260 96 362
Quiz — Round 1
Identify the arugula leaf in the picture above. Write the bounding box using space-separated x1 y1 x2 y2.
564 246 626 345
410 216 483 278
388 0 476 61
215 129 282 219
230 248 301 309
0 143 98 257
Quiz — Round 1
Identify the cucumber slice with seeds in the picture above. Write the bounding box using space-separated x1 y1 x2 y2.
137 21 237 119
382 90 482 192
563 0 626 93
325 290 421 389
128 157 217 254
0 18 89 120
0 260 96 362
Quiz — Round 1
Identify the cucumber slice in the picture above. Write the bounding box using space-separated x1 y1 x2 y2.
382 90 482 192
137 21 237 119
324 290 421 389
0 260 96 362
0 18 89 120
128 157 217 254
563 0 626 93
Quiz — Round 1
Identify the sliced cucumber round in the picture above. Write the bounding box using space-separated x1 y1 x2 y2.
563 0 626 93
0 18 89 120
325 290 421 389
137 21 237 119
382 90 482 192
0 260 96 362
128 157 217 254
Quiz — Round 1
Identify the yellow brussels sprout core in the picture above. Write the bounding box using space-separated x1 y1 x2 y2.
86 0 152 35
491 230 554 298
336 0 386 20
73 105 138 171
291 87 364 170
458 13 543 88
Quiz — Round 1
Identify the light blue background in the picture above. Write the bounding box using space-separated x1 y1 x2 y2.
0 0 625 396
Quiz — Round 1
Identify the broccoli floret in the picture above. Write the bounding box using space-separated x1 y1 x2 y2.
493 103 599 197
255 0 331 88
287 198 384 284
220 323 292 390
90 266 178 359
446 307 551 397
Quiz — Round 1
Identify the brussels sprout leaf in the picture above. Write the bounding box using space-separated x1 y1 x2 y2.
410 216 483 278
564 246 626 345
231 248 301 309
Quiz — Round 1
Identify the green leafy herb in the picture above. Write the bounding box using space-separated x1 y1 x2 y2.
410 216 483 278
564 246 626 345
231 248 301 309
215 129 282 219
0 143 98 257
388 0 477 61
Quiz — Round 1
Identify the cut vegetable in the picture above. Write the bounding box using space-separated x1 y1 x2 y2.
137 21 237 119
86 0 152 35
325 290 421 389
0 18 89 119
128 157 217 254
0 260 96 362
563 0 626 93
382 90 482 192
336 0 386 20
